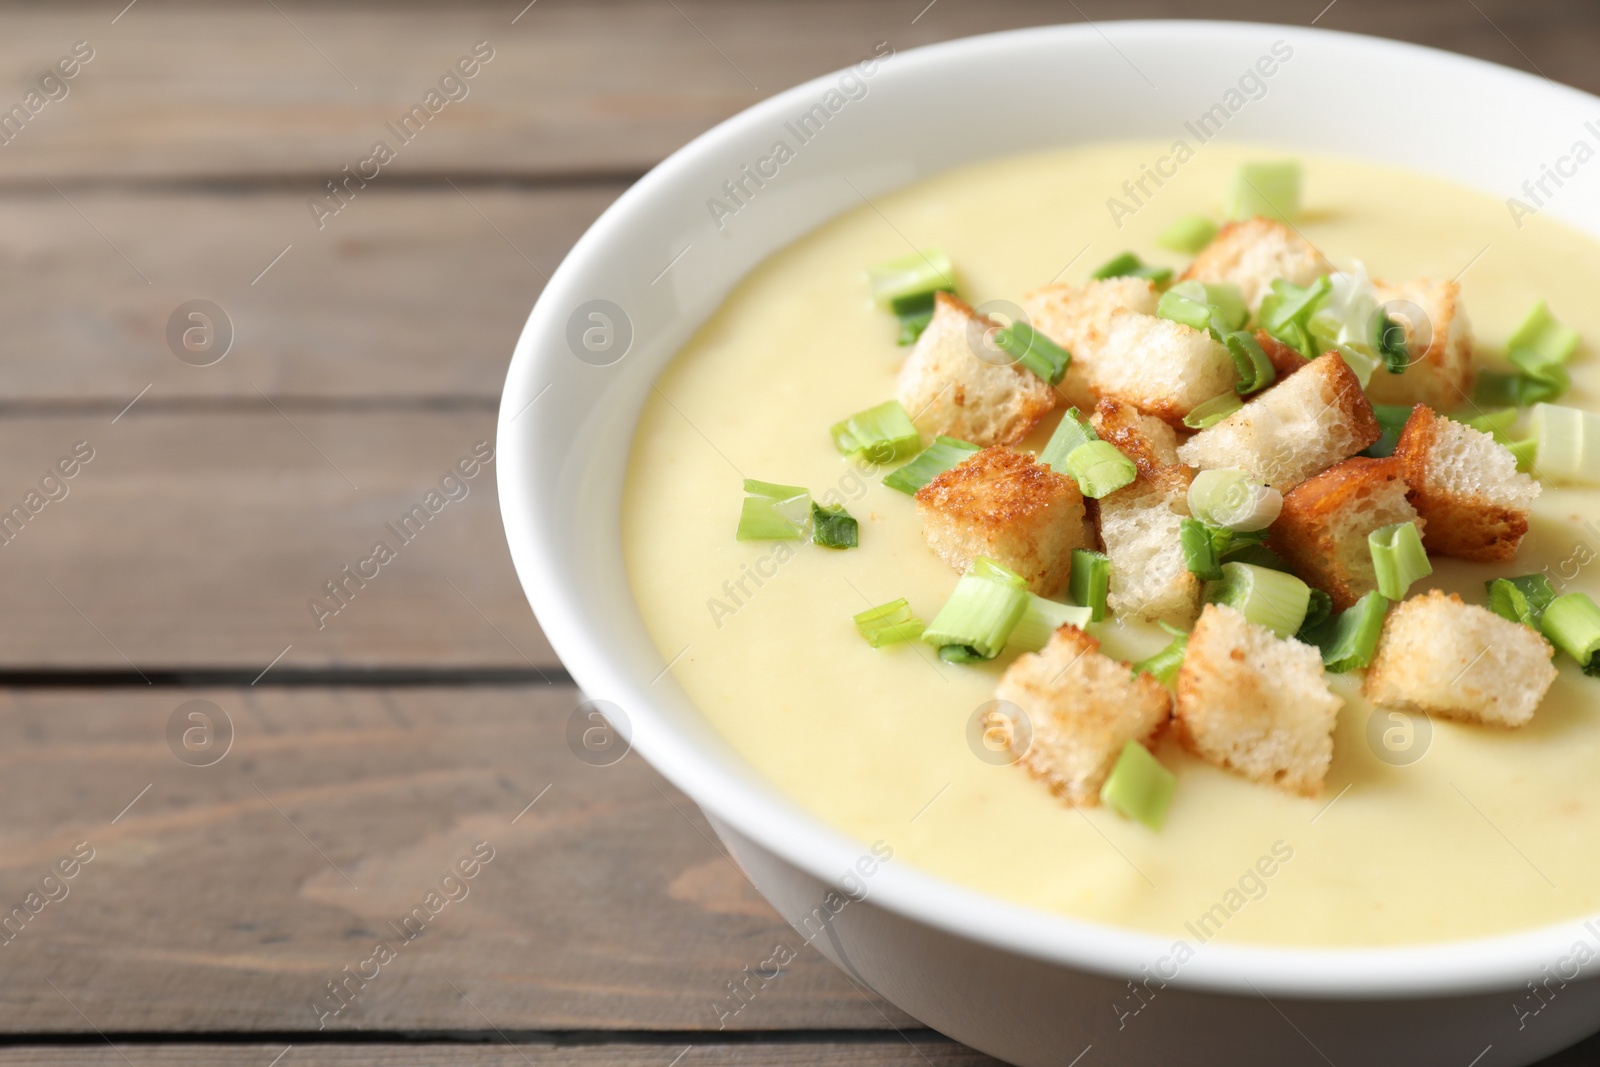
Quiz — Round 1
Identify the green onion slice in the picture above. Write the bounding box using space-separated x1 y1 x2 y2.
1204 561 1312 638
1258 275 1332 360
1100 740 1177 831
1091 252 1173 286
1362 403 1415 459
1156 286 1213 332
1540 592 1600 667
1298 588 1334 636
1222 544 1294 573
1008 595 1094 653
1183 392 1243 430
1161 280 1248 339
1507 301 1581 366
1065 440 1138 499
1225 331 1277 395
1132 625 1188 686
938 644 987 663
1157 214 1218 254
853 598 924 647
896 305 936 346
1453 406 1519 443
1530 403 1600 485
830 400 922 464
992 320 1071 385
883 436 981 495
867 249 955 308
1180 518 1223 582
1369 522 1431 600
1475 368 1564 407
1070 549 1110 622
736 479 810 541
811 502 858 549
922 560 1030 660
1188 468 1282 531
1507 436 1538 472
1485 574 1557 628
1303 590 1388 672
1039 407 1099 474
1225 160 1302 222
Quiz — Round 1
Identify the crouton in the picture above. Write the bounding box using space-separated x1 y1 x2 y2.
993 625 1173 806
1268 457 1423 610
1394 405 1539 562
915 446 1088 596
1363 279 1475 410
1175 603 1342 796
1176 352 1381 492
1089 397 1181 474
1364 590 1556 727
897 292 1057 447
1098 465 1201 623
1254 329 1310 380
1023 277 1160 408
1087 310 1237 424
1181 217 1333 312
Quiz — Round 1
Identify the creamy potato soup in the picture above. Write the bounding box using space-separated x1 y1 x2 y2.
622 142 1600 947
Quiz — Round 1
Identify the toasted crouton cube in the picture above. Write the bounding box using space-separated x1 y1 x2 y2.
1364 590 1556 727
1089 398 1181 473
915 446 1087 596
1176 352 1381 492
1394 405 1540 562
1023 277 1160 408
1363 279 1475 409
1098 465 1201 623
1176 603 1342 796
993 625 1173 806
1268 457 1423 610
897 293 1056 447
1086 310 1236 423
1181 216 1333 312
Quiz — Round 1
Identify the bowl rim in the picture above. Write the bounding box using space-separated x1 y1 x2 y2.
500 18 1600 999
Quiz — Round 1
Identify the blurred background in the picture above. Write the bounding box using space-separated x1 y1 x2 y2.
0 2 1593 1065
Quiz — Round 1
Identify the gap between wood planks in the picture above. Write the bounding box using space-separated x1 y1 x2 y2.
0 667 571 687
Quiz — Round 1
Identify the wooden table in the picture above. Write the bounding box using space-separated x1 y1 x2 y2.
1 1 1596 1063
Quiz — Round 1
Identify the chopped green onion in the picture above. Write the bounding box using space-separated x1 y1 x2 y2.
1158 214 1218 254
1362 403 1415 459
1298 588 1334 636
1156 280 1248 339
1485 574 1557 628
1205 283 1250 332
1100 740 1176 831
1509 344 1571 395
1065 440 1138 499
1040 407 1098 474
1188 468 1282 531
1373 309 1410 374
1507 301 1581 366
1507 436 1538 472
830 400 922 464
1070 549 1110 622
853 599 924 647
1335 342 1381 388
1540 592 1600 667
922 562 1030 660
992 320 1071 385
1180 518 1223 582
1204 562 1312 638
867 249 954 308
895 304 936 345
811 502 858 549
1091 252 1173 286
1258 275 1331 360
1455 406 1519 443
1369 522 1431 600
1530 403 1600 485
1156 286 1213 332
938 644 987 663
1225 161 1302 222
1223 544 1294 573
1131 626 1188 685
1008 595 1094 653
1183 392 1243 430
736 479 810 541
1303 590 1388 672
1225 331 1276 395
883 436 981 494
1475 368 1565 407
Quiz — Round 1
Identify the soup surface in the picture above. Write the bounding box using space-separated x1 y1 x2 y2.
622 141 1600 947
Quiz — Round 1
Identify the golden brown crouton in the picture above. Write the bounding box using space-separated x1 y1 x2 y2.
1089 397 1181 474
993 625 1173 806
1363 279 1475 410
1022 277 1160 408
1255 329 1310 380
1394 405 1540 562
915 446 1088 596
1175 603 1342 796
1364 590 1556 727
1098 465 1201 623
1088 310 1236 424
1180 217 1333 312
1177 352 1381 492
1268 457 1423 610
897 293 1057 447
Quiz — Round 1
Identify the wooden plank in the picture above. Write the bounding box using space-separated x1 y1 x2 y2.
0 186 615 402
0 410 557 670
0 0 1589 183
0 685 915 1032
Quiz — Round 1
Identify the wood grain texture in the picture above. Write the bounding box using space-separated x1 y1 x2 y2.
0 685 912 1033
0 410 556 669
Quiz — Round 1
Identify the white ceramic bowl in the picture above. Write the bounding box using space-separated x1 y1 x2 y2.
499 21 1600 1066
